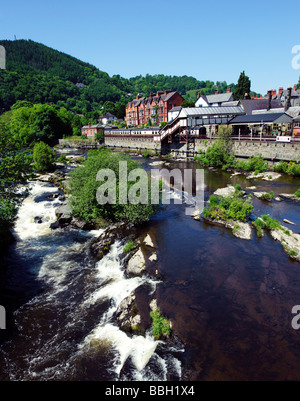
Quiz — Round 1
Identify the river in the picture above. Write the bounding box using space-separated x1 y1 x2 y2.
1 152 300 381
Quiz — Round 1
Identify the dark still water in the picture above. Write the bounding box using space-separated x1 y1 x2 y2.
1 156 300 381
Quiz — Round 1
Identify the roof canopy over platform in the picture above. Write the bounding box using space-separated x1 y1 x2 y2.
178 106 245 118
230 112 293 125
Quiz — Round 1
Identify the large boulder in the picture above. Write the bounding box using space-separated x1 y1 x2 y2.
126 248 146 276
90 222 136 259
55 203 72 225
115 292 144 334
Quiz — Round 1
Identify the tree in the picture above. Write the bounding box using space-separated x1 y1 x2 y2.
9 103 73 146
181 99 195 107
233 71 251 101
0 122 33 254
68 149 158 225
33 141 56 171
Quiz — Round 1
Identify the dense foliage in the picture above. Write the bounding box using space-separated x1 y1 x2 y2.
0 122 33 253
273 160 300 176
7 103 74 146
33 141 56 171
0 39 261 119
68 149 158 225
233 71 251 101
150 307 171 340
203 193 254 222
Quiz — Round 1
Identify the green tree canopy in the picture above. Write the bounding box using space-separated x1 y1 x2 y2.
233 71 251 101
9 103 73 146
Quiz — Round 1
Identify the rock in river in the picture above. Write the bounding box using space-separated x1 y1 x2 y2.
126 248 146 276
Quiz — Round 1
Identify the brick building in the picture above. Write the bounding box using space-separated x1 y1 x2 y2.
81 123 104 139
126 90 184 126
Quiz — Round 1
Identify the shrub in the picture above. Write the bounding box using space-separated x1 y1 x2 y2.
123 240 135 253
33 141 56 171
274 161 300 176
237 155 267 173
253 217 266 237
260 191 275 200
150 307 171 340
203 193 253 222
261 214 281 230
295 189 300 197
57 153 67 163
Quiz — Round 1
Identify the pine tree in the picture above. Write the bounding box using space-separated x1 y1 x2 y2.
233 71 251 100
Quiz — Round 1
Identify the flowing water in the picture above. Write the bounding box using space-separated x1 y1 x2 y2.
1 156 300 381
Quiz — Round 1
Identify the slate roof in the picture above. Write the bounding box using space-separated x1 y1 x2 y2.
179 106 244 117
230 113 293 124
239 99 283 115
205 93 233 104
82 123 103 129
252 106 300 118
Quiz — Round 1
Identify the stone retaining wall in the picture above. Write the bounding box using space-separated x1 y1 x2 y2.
194 139 300 162
104 135 300 162
104 135 161 151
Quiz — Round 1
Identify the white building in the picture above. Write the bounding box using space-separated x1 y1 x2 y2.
195 91 233 108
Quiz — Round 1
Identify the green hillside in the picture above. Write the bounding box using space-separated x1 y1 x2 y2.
0 39 238 118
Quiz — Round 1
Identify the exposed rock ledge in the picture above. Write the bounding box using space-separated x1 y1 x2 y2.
247 171 281 181
213 185 245 197
279 193 300 202
270 226 300 262
203 217 252 240
115 292 144 335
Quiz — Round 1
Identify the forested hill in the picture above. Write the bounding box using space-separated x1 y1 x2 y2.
0 39 236 117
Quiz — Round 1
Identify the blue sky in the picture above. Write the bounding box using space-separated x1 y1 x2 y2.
1 0 299 95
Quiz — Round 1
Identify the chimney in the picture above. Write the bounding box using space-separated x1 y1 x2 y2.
251 94 255 99
278 87 283 96
214 89 219 94
156 91 163 96
285 86 292 111
294 84 297 91
226 86 231 93
267 90 272 110
272 89 277 97
164 90 171 95
197 92 200 99
88 122 91 127
149 92 153 98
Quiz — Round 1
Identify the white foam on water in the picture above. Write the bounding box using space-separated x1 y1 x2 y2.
80 323 159 375
13 181 60 240
7 180 183 381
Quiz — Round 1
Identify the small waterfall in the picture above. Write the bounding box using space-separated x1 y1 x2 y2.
0 180 184 381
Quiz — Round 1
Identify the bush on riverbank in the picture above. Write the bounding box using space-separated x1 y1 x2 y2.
194 140 268 174
68 148 159 225
274 161 300 176
236 154 268 173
